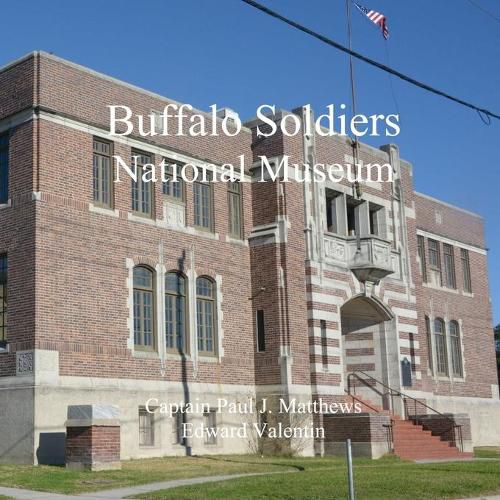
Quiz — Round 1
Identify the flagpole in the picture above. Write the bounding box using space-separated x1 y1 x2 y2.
346 0 362 252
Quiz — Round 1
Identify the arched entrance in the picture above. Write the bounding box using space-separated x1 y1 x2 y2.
340 295 395 410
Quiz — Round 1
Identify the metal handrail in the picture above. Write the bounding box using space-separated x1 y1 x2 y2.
347 370 464 452
345 390 382 413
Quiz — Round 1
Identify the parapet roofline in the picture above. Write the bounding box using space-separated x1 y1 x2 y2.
0 51 252 135
0 52 411 173
415 191 483 219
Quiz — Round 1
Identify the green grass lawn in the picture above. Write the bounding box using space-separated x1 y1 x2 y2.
0 456 296 494
132 458 500 500
0 450 498 498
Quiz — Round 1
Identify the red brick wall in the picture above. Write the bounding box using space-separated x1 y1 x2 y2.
66 425 120 465
415 194 496 398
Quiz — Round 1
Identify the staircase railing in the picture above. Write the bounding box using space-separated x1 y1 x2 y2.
347 370 464 452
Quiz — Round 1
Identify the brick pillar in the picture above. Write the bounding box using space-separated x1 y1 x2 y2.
65 405 121 471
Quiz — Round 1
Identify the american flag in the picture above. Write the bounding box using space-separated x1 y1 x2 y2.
355 3 389 40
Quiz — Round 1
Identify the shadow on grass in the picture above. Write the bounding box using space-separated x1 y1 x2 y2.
193 455 306 472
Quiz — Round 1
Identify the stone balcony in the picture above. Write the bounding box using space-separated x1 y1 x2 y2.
323 233 396 284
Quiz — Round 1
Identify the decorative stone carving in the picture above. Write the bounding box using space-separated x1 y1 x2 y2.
164 202 186 228
16 351 34 376
373 243 390 266
324 236 347 262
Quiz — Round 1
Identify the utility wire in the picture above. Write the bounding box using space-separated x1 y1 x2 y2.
240 0 500 123
466 0 500 25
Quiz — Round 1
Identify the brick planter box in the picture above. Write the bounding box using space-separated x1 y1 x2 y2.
65 405 121 471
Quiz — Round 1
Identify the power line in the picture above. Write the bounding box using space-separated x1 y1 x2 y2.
466 0 500 25
240 0 500 123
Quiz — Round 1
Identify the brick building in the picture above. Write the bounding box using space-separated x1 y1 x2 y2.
0 52 498 464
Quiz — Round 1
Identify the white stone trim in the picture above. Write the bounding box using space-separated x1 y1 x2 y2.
89 203 119 217
392 307 418 319
216 274 224 361
416 229 486 255
309 345 342 357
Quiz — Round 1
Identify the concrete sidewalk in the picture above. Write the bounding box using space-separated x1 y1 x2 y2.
0 486 101 500
0 471 285 499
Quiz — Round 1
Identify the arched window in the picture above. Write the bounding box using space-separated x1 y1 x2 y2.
449 320 463 377
133 266 155 349
165 272 187 352
434 318 448 376
196 277 216 354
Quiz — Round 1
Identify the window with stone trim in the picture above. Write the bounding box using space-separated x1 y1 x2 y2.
196 277 216 355
417 235 427 282
325 189 344 234
461 248 472 293
256 309 265 352
133 266 155 350
227 181 242 238
442 243 456 289
428 239 441 270
0 133 8 204
0 254 6 343
449 320 463 377
139 407 155 446
131 150 153 217
368 202 385 237
93 138 113 207
165 272 187 352
203 409 217 445
434 318 448 376
193 181 213 230
427 239 442 286
173 408 187 445
162 161 185 202
320 319 328 369
425 315 433 372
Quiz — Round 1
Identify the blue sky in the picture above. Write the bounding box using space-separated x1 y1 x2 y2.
2 0 499 323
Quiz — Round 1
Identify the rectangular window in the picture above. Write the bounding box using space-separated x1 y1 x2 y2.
425 316 433 372
193 181 213 230
256 309 265 352
165 273 186 352
346 197 357 237
162 161 184 201
132 151 153 217
93 138 113 207
417 235 427 282
203 409 217 445
0 254 7 343
196 278 216 355
428 239 440 270
326 190 344 234
320 319 328 369
442 244 456 289
461 249 472 293
139 408 155 446
173 409 186 445
449 322 463 377
434 319 448 376
368 203 384 237
228 181 242 238
134 289 154 348
428 239 442 286
0 133 8 204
